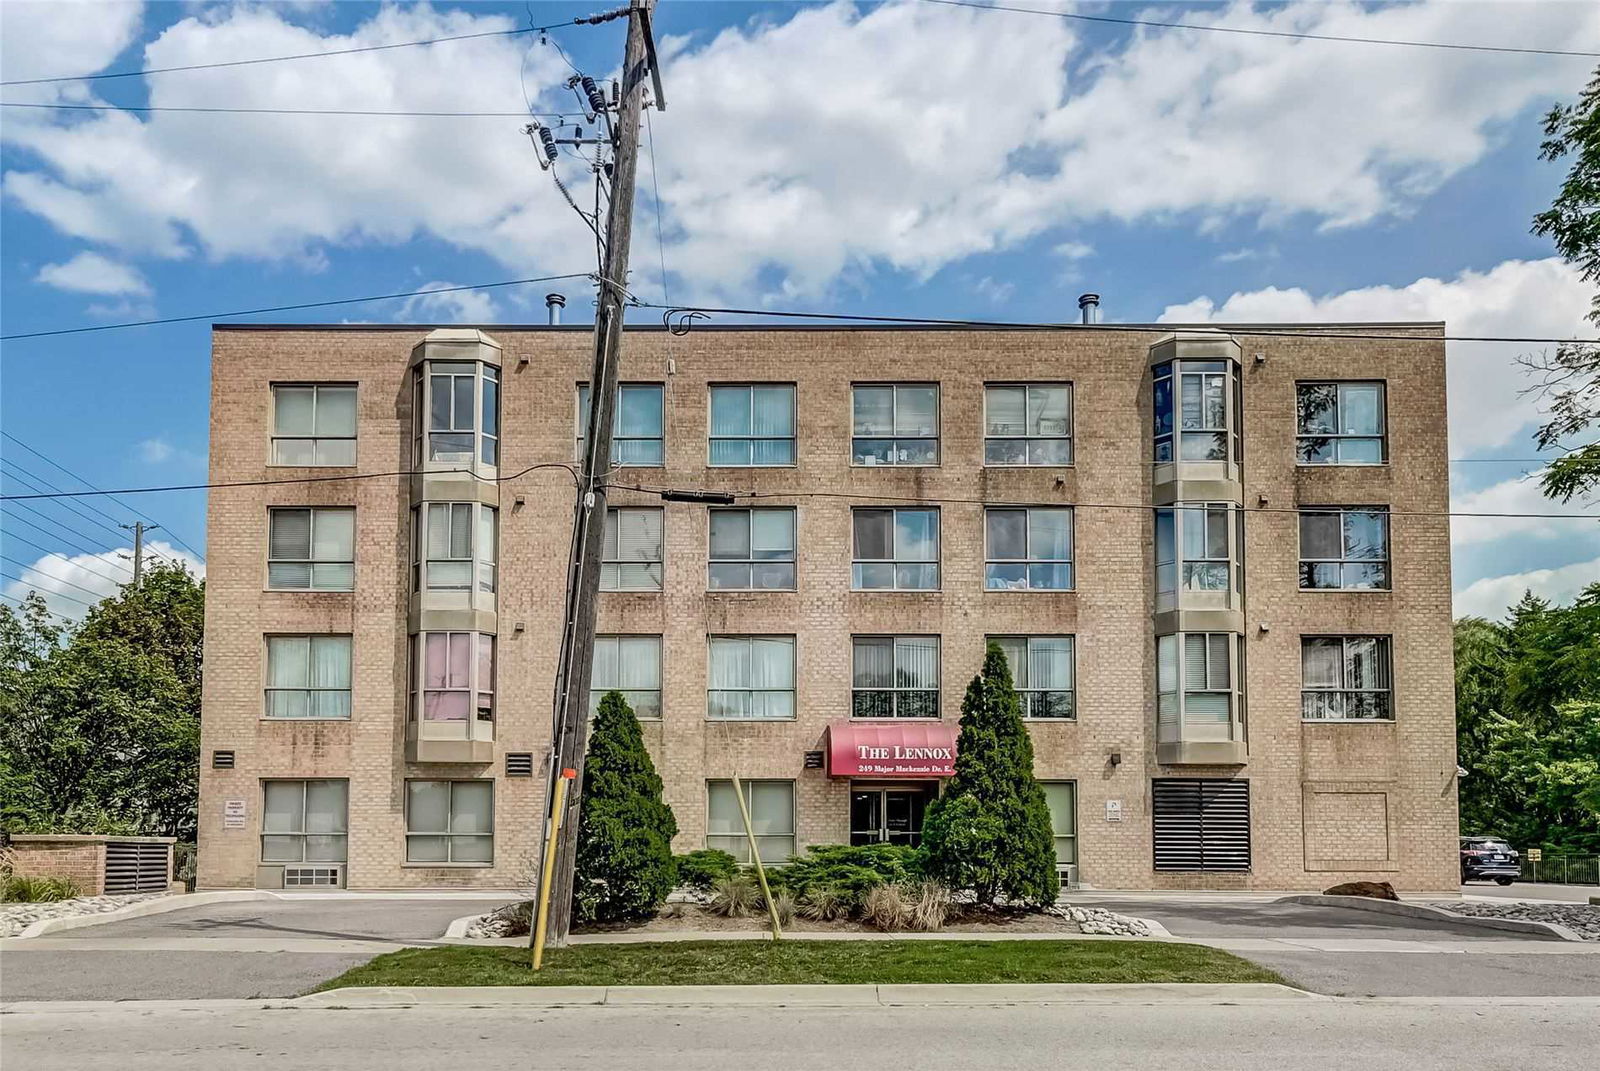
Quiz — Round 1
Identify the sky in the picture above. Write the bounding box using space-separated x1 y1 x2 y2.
1 0 1597 623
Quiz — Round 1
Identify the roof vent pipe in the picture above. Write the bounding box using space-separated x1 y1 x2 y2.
546 293 566 325
1078 293 1100 325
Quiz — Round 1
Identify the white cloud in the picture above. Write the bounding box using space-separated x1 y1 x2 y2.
137 437 173 463
972 276 1015 305
1450 468 1599 549
2 540 203 622
1159 258 1595 456
36 251 151 296
398 281 501 323
1453 556 1600 620
1053 241 1094 261
0 1 143 101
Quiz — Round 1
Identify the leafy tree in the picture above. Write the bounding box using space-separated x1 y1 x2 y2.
1480 700 1600 854
1453 615 1512 836
921 642 1058 908
572 690 678 923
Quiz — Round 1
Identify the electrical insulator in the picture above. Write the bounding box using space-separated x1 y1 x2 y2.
537 126 559 167
580 76 607 115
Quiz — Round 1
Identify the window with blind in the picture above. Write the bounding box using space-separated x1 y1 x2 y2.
1302 636 1393 720
1152 778 1251 872
405 780 493 864
261 779 347 864
1156 633 1240 743
708 636 796 720
1155 503 1235 594
1299 507 1390 590
271 384 356 466
602 507 664 591
577 383 665 466
267 507 354 590
851 383 939 465
984 507 1073 590
1297 381 1386 465
1041 781 1078 865
415 632 494 723
708 508 795 590
991 636 1075 719
984 384 1071 465
591 635 662 719
852 508 938 590
412 361 498 467
852 636 939 719
265 635 351 719
706 780 795 863
413 503 497 593
709 385 796 466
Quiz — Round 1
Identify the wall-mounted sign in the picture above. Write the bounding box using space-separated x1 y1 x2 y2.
803 751 825 769
826 722 958 778
1104 799 1123 823
223 798 247 829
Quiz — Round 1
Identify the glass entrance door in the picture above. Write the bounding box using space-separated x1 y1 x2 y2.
850 787 929 846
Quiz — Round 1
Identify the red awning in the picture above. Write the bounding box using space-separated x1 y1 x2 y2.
826 722 958 778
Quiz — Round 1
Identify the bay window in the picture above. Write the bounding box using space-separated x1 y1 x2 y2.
412 502 497 594
1153 360 1236 463
1155 503 1236 595
1157 633 1243 744
415 632 495 723
413 361 498 467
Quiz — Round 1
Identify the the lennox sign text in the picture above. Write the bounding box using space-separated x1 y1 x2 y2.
857 745 953 761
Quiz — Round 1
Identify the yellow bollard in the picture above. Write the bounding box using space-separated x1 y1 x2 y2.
531 769 576 971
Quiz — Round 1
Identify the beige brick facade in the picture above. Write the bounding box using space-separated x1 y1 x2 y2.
197 322 1459 892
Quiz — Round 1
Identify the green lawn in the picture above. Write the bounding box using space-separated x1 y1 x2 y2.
312 939 1284 991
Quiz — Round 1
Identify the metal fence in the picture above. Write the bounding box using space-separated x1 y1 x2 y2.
1520 855 1600 885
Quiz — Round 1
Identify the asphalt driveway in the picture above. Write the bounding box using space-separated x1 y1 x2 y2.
47 896 517 943
1079 897 1564 942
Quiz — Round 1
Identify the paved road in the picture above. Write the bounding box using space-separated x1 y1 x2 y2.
1460 882 1599 903
6 1001 1598 1070
1082 897 1559 942
48 897 516 942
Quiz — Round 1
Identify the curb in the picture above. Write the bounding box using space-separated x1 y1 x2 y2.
14 891 277 939
1276 895 1585 942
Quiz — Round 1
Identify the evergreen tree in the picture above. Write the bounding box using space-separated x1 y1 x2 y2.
921 642 1058 908
572 690 678 923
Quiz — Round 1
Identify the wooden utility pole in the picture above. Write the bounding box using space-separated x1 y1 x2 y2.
537 0 660 949
120 521 157 588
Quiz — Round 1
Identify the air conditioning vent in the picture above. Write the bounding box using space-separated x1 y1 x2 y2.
506 752 534 777
1057 863 1080 890
212 750 235 769
103 840 170 894
284 866 342 888
1152 778 1251 872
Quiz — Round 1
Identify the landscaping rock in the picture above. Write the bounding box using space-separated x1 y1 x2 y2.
1323 880 1399 900
1446 901 1600 941
0 892 172 937
1051 905 1154 937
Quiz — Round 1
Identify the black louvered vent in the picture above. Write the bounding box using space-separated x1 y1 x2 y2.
103 840 171 894
212 750 235 769
506 752 534 777
1152 779 1251 872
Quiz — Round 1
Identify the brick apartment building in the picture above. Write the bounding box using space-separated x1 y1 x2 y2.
196 316 1459 892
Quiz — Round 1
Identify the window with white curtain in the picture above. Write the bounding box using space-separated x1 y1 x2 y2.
413 361 498 466
1155 503 1233 593
991 636 1075 719
271 384 356 466
577 383 665 466
265 635 352 719
261 779 347 863
413 503 497 593
984 384 1071 465
1156 633 1238 742
405 780 493 864
1297 382 1386 465
706 780 795 863
1301 636 1393 720
851 383 939 465
708 508 795 590
852 508 939 590
1040 781 1078 865
267 507 354 590
984 507 1073 590
602 507 664 591
708 636 796 720
852 636 939 718
591 635 662 719
709 385 796 466
1299 507 1390 590
416 632 494 723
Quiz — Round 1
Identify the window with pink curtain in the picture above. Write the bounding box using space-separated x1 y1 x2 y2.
422 632 472 721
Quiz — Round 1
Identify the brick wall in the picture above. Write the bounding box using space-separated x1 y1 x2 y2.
7 838 106 896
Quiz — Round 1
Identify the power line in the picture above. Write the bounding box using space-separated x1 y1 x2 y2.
0 532 132 588
0 591 79 625
1 556 114 602
1 459 135 542
0 273 594 341
0 505 134 567
916 0 1600 58
0 573 101 611
0 101 585 119
645 104 670 305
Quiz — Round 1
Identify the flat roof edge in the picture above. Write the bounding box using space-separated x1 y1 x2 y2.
212 320 1448 332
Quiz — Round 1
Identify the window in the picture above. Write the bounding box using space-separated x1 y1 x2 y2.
1156 633 1239 743
577 383 665 466
271 384 355 466
852 383 939 465
413 503 497 593
265 635 351 719
417 632 494 723
267 507 354 590
1302 636 1393 720
706 780 795 863
984 507 1073 590
1152 778 1251 872
852 636 939 719
709 385 796 466
851 508 939 590
1153 361 1231 463
1155 504 1233 593
602 507 663 592
992 636 1075 719
708 508 795 590
1041 781 1077 865
261 779 347 864
984 384 1071 465
1299 507 1390 590
708 636 796 720
414 361 498 466
591 635 662 719
405 780 493 864
1297 382 1385 465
